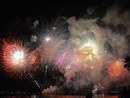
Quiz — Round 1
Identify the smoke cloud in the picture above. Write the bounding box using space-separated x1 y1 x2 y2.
29 6 130 94
31 35 37 42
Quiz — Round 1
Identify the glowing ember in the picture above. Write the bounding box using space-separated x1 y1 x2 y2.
108 61 124 77
28 50 40 65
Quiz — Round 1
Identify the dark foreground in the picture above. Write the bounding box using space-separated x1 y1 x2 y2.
0 94 119 98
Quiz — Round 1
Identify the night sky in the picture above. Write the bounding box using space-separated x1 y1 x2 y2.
0 0 130 93
0 0 128 36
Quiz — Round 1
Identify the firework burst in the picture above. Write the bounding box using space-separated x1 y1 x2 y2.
108 60 125 78
2 40 30 77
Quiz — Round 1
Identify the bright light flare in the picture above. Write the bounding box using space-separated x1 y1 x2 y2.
81 41 98 54
45 36 51 42
12 50 25 65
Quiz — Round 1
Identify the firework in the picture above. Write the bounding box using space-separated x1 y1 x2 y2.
108 60 124 78
28 50 40 65
27 48 41 74
2 40 29 76
55 50 79 72
45 36 51 42
77 40 98 60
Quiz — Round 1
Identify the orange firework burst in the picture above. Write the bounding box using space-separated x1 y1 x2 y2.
76 41 98 60
2 40 28 76
108 61 124 78
77 46 94 60
2 40 41 77
28 48 41 65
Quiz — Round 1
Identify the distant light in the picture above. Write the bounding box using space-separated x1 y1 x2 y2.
116 61 119 64
45 37 51 42
65 65 71 70
102 86 104 89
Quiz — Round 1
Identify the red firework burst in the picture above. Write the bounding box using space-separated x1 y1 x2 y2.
2 40 28 76
108 61 124 77
2 40 41 77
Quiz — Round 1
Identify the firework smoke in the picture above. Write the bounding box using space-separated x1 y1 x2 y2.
31 35 37 42
2 5 130 94
40 6 130 94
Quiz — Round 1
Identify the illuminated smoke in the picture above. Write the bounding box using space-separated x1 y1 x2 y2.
31 35 37 42
45 36 51 42
42 86 58 94
33 20 39 28
2 5 130 94
40 6 130 94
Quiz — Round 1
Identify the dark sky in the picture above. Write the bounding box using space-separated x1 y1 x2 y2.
0 0 116 31
0 0 129 92
0 0 129 33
